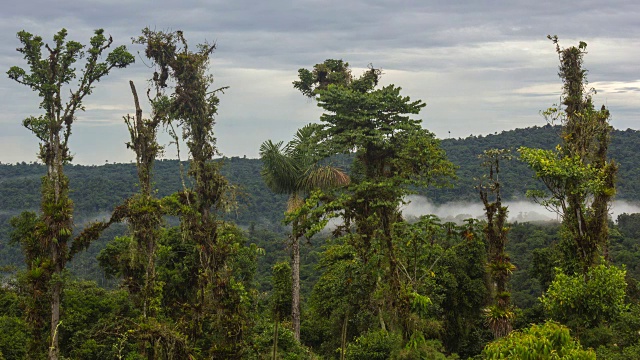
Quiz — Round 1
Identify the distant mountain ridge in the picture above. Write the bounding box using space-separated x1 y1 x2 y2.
1 125 639 229
436 125 640 203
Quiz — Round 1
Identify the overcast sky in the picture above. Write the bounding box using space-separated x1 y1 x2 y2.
1 0 638 165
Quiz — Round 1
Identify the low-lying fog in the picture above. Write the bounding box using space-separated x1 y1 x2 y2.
80 197 640 232
401 195 640 224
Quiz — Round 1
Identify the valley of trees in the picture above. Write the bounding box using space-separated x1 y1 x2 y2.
1 29 640 359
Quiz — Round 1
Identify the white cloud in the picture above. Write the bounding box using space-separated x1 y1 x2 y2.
402 195 640 224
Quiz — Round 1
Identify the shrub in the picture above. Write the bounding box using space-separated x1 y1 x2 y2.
541 264 627 328
482 321 595 359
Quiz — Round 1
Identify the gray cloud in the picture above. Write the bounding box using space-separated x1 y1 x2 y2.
0 1 638 164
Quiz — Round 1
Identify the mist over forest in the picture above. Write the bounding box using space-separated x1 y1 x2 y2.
402 196 640 224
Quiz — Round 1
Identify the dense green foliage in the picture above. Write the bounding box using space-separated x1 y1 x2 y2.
482 321 595 359
435 124 640 203
2 131 640 358
2 126 638 289
288 59 461 358
541 264 627 328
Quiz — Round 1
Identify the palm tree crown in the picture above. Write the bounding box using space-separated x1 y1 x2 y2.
260 123 349 211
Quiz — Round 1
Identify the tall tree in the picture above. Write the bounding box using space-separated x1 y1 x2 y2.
519 37 617 274
260 123 350 341
135 29 251 357
7 29 134 360
477 149 515 338
294 60 455 337
122 81 164 318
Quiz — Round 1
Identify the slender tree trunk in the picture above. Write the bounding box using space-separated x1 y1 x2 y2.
128 81 159 319
49 268 61 360
378 306 386 332
49 146 64 360
291 234 301 341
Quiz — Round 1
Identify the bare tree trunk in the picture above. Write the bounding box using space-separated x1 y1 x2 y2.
49 146 63 360
291 235 301 341
49 265 61 360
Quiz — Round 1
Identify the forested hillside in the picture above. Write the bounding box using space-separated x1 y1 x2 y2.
0 157 288 225
435 125 640 203
2 125 639 228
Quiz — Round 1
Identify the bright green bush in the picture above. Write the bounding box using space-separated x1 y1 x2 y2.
482 321 594 359
541 264 627 327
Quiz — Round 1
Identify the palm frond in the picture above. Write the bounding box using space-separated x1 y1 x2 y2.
260 124 342 197
287 123 322 163
259 140 300 194
299 165 350 192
